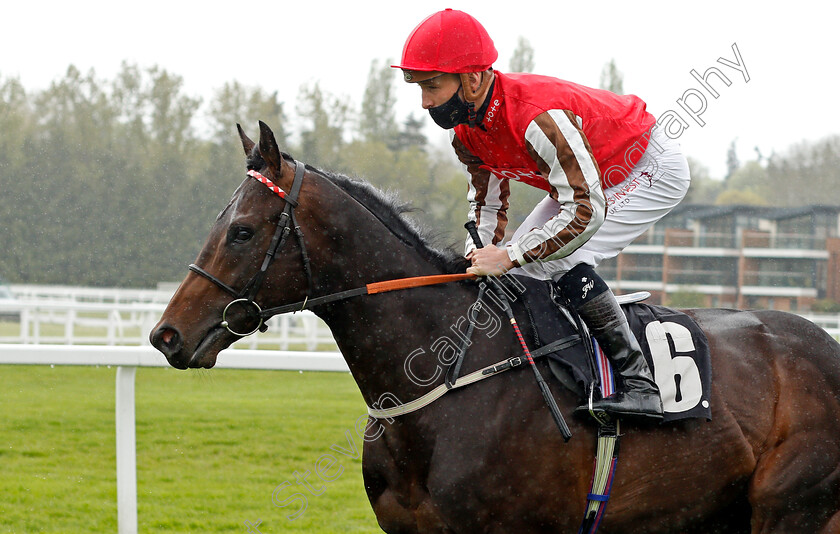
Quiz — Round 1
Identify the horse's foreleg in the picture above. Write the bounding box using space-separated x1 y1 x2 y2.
369 489 419 534
362 431 456 534
369 489 455 534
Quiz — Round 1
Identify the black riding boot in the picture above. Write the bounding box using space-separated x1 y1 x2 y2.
554 264 663 421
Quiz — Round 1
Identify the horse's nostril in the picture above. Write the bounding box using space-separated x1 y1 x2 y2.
161 329 175 345
152 325 182 356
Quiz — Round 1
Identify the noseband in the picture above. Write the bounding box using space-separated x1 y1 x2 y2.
188 159 311 336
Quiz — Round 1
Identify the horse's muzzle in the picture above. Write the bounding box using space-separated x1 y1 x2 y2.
150 323 189 369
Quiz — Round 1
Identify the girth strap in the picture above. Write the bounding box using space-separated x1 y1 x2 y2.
578 421 621 534
367 333 581 419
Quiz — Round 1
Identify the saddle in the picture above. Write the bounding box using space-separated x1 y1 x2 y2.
503 274 712 423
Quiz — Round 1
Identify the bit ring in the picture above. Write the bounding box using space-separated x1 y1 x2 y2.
221 298 263 337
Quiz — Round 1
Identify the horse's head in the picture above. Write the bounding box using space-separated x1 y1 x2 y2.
151 120 469 370
150 122 315 369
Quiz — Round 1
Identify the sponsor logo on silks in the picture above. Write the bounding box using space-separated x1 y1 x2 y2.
485 99 501 125
479 166 551 191
483 166 540 182
581 277 595 299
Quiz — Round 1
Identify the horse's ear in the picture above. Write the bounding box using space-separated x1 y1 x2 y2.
258 120 287 176
237 123 255 156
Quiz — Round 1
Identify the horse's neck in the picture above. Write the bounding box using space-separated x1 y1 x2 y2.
316 276 476 409
303 181 472 407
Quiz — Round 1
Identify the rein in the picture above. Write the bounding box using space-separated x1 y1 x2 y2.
259 272 476 317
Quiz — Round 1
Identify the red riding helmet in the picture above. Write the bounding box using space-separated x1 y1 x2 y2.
393 9 497 80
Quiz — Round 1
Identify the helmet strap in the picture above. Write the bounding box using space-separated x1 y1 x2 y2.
460 71 494 128
466 101 477 128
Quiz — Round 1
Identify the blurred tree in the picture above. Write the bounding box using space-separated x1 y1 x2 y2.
0 75 36 283
123 66 205 286
207 81 288 147
681 135 840 208
509 37 535 73
4 59 837 289
359 59 398 145
341 139 395 186
396 145 469 248
681 157 723 205
0 64 216 286
725 138 739 180
296 82 350 171
599 59 624 94
0 76 31 167
145 66 201 149
715 189 767 206
394 113 427 151
764 135 840 206
507 179 550 232
715 161 769 206
27 67 119 284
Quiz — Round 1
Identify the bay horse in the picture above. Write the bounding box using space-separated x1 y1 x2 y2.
150 122 840 533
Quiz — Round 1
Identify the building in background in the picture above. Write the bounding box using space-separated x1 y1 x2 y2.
599 205 840 312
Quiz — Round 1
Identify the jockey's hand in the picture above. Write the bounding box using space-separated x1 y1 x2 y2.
466 246 516 276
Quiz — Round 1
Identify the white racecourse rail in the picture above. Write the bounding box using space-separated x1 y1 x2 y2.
0 344 348 534
0 298 336 349
2 284 836 345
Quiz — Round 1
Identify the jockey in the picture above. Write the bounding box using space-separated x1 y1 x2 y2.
394 9 691 420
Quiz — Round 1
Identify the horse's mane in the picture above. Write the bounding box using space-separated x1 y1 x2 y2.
247 152 467 274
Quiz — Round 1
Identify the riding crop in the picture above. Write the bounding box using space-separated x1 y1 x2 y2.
465 221 572 441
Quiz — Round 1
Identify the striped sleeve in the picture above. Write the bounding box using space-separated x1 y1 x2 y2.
507 109 606 265
451 133 510 256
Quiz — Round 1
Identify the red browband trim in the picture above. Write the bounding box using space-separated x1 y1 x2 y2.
247 169 286 198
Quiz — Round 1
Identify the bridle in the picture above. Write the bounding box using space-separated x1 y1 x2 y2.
188 159 311 336
188 157 477 338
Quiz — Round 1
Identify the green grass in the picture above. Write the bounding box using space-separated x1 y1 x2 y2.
0 365 382 533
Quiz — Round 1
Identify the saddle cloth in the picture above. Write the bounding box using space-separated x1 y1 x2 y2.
505 275 712 423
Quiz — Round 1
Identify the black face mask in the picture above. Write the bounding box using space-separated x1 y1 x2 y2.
428 89 472 129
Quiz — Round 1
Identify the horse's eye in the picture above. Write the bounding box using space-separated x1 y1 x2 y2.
229 226 254 244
